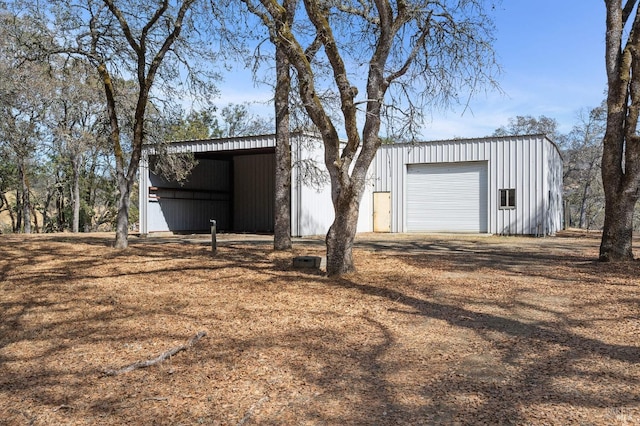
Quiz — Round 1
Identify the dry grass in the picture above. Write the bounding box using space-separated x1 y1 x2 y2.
0 230 639 425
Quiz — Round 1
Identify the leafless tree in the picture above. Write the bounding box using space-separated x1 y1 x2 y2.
50 58 108 232
564 105 606 230
0 12 53 233
17 0 220 247
492 115 562 141
600 0 640 261
242 0 500 275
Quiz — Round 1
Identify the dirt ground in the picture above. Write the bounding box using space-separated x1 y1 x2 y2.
0 230 639 425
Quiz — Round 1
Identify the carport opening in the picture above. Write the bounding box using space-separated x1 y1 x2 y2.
148 148 275 234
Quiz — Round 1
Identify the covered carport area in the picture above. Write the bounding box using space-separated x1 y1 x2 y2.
139 136 276 234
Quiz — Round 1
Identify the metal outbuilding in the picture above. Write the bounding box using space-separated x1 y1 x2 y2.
138 133 563 237
138 132 372 236
371 134 563 236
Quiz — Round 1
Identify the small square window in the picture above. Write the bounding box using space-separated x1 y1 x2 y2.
500 189 516 209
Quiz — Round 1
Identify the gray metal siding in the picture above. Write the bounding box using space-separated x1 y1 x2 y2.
373 135 562 235
139 133 563 237
159 134 276 154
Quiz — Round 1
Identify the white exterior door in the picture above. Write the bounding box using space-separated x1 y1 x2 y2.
406 162 488 232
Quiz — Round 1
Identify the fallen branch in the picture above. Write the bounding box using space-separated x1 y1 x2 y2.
102 331 207 377
52 405 74 412
142 397 169 402
237 396 269 426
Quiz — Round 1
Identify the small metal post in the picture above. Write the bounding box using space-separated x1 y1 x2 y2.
210 219 217 253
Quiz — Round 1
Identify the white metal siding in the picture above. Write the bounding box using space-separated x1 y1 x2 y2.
546 140 564 235
291 134 334 236
290 133 374 236
406 162 488 232
157 134 277 154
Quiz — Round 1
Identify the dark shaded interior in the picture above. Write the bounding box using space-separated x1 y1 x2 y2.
148 149 275 233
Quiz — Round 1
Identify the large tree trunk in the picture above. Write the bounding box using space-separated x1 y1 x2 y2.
598 125 640 260
114 175 131 249
325 160 373 275
325 191 362 275
273 44 292 251
599 191 637 261
599 2 640 262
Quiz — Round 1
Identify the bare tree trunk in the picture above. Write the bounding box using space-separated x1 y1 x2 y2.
578 182 591 228
15 189 22 232
274 45 292 250
72 156 81 233
30 203 39 233
114 175 131 249
42 185 55 233
326 164 375 276
598 124 639 260
599 2 640 261
19 163 31 234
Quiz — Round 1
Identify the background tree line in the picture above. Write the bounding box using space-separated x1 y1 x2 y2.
0 5 269 234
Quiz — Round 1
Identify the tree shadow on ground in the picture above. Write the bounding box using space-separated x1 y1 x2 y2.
1 233 638 425
321 273 639 424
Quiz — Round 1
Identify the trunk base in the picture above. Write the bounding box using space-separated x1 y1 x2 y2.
325 220 357 276
599 198 636 262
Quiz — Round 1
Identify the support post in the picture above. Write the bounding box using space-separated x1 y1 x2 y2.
210 219 217 253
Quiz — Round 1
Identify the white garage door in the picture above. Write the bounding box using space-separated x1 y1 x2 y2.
406 162 488 232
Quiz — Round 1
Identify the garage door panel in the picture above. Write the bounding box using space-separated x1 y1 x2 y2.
407 162 487 232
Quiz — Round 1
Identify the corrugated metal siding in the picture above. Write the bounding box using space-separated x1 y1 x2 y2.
289 132 374 237
546 140 564 235
291 133 334 236
139 156 149 233
146 158 232 232
406 162 488 232
147 199 231 232
160 134 277 154
357 173 374 233
140 133 563 237
233 153 275 232
373 135 562 235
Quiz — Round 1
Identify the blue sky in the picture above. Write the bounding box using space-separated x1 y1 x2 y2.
214 1 607 140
